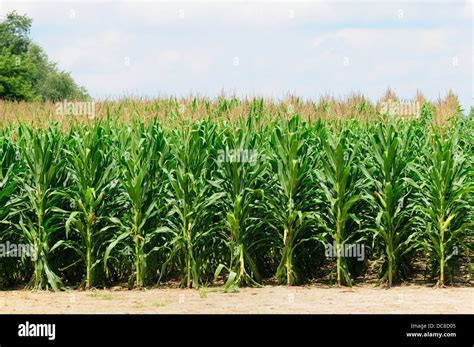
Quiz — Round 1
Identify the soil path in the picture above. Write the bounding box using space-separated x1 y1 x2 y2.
0 285 472 314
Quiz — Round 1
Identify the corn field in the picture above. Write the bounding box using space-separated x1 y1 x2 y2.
0 95 472 290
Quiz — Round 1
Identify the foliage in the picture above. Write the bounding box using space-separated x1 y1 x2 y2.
0 11 88 101
0 101 471 291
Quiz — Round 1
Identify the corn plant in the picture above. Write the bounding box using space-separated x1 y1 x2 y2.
0 130 18 224
213 123 267 288
162 121 223 288
415 131 473 286
363 123 418 286
317 127 367 286
54 124 117 289
12 125 66 290
104 121 169 288
0 130 20 285
267 116 318 285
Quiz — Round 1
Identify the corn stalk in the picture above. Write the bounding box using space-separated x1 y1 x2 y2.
269 116 317 285
317 127 367 286
12 125 66 290
415 132 473 286
213 123 267 287
364 122 418 286
104 120 169 288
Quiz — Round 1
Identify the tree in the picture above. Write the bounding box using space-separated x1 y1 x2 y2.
0 11 32 55
0 11 88 101
0 48 36 100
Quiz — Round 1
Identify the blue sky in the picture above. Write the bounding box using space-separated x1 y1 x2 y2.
2 0 473 110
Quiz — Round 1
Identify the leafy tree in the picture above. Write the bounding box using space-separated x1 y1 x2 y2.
0 11 88 101
0 11 32 55
0 48 36 100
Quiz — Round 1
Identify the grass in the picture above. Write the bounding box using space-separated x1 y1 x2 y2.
198 288 207 298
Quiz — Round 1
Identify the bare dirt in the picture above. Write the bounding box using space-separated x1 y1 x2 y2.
0 284 472 314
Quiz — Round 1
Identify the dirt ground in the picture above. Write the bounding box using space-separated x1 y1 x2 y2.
0 284 472 314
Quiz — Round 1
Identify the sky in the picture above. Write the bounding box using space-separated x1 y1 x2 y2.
2 0 473 110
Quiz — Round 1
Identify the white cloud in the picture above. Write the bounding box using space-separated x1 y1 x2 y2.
462 0 473 18
51 29 136 71
157 50 181 64
313 27 464 55
1 0 471 108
